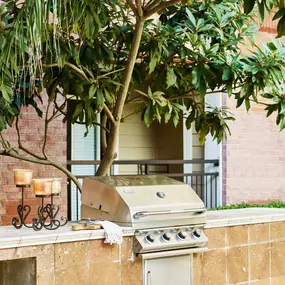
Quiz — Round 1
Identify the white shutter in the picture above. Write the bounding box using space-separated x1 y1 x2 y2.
70 124 96 221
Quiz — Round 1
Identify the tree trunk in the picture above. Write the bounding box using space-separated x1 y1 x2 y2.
96 17 145 176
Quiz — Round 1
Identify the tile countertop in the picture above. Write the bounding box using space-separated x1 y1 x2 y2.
206 208 285 228
0 224 135 249
1 208 285 249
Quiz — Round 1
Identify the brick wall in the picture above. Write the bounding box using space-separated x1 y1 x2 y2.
0 97 67 226
223 93 285 205
222 17 285 205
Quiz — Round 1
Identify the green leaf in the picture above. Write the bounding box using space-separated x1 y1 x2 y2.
222 67 231 81
261 93 274 99
89 83 97 99
144 104 154 127
96 89 105 111
273 7 285 21
280 117 285 131
244 0 255 14
72 102 84 122
185 8 196 27
166 67 177 89
0 116 6 131
173 110 179 127
164 111 171 124
104 89 113 104
236 97 244 108
186 111 195 129
245 98 251 111
277 15 285 37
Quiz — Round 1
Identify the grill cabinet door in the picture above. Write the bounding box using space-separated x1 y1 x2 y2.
144 255 192 285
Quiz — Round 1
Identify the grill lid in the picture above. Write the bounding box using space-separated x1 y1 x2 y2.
81 175 207 229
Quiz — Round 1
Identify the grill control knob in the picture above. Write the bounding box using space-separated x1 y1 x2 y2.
177 231 187 240
161 232 171 242
145 234 155 243
192 229 202 239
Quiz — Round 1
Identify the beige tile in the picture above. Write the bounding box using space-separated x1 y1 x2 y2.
204 228 226 249
203 250 226 285
271 275 285 285
250 244 270 280
193 253 203 285
90 240 120 264
55 241 89 269
270 222 285 241
37 270 55 285
121 259 142 285
226 225 249 246
250 279 270 285
227 246 248 284
55 265 89 285
250 224 269 244
121 237 133 262
19 245 55 272
272 241 285 277
90 262 121 285
0 248 18 260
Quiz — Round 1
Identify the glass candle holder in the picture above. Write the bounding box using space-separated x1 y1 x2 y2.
33 179 53 196
52 178 62 194
13 169 33 185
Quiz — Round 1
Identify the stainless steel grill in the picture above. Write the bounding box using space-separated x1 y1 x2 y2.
81 175 208 254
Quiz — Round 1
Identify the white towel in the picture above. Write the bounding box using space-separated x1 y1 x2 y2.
95 220 123 245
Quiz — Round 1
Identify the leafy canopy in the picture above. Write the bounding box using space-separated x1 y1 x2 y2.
1 0 285 147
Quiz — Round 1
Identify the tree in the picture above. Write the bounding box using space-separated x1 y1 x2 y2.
1 0 285 190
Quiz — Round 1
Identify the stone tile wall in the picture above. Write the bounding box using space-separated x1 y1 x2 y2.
194 222 285 285
0 237 141 285
1 222 285 285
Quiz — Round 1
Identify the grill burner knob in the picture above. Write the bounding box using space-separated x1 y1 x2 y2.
161 232 171 242
192 229 202 239
177 231 187 240
145 234 155 243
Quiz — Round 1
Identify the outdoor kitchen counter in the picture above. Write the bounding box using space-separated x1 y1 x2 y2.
0 224 135 249
0 208 285 249
206 207 285 228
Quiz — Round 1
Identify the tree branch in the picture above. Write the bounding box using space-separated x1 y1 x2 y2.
44 63 90 82
126 0 138 16
0 149 82 191
144 0 181 18
103 104 116 126
15 116 45 160
136 0 143 17
42 101 51 158
65 62 89 81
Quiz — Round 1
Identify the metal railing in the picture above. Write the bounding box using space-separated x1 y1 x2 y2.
67 159 219 221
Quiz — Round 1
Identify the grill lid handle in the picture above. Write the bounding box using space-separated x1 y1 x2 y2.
133 208 205 220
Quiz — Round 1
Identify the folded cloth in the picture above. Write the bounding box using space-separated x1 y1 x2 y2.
94 220 123 245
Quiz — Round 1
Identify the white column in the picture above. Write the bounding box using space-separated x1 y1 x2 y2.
204 93 222 207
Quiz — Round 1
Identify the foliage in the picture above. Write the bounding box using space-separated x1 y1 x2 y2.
243 0 285 37
1 0 285 177
210 200 285 210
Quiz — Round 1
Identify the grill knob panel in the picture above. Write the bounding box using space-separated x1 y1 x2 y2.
145 234 155 243
177 231 187 240
161 232 171 242
192 229 202 239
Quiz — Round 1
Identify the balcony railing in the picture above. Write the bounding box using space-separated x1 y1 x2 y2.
66 159 219 221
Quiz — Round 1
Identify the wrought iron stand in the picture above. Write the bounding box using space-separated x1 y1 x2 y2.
12 186 68 231
32 194 68 231
12 185 33 229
